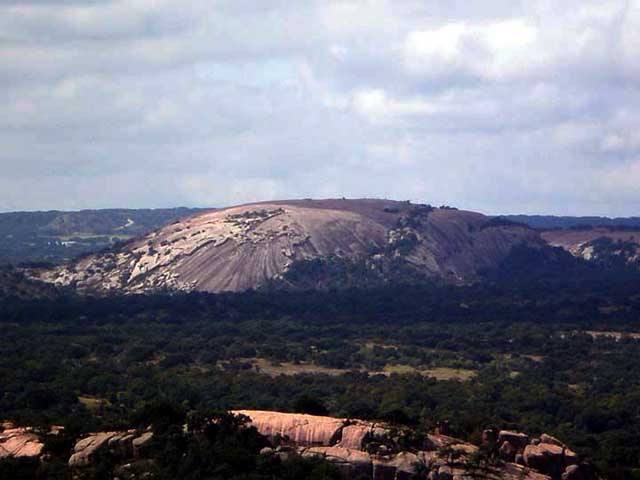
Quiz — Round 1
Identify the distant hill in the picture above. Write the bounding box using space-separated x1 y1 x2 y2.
34 198 544 294
501 214 640 230
0 207 206 266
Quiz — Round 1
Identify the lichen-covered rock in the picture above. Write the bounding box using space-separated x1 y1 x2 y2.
0 427 43 458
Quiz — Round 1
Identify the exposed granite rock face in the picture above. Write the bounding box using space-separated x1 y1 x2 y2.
541 228 640 267
2 414 600 480
36 199 545 294
302 446 372 477
68 430 152 467
540 433 565 447
0 427 43 458
234 410 346 447
524 443 578 478
339 422 390 450
488 428 586 480
69 432 121 467
236 410 588 480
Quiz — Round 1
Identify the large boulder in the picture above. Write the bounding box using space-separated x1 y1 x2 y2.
233 410 345 446
524 443 572 477
499 440 517 461
339 422 391 450
69 432 121 467
132 431 154 458
388 451 421 479
499 430 529 450
540 434 564 447
107 431 136 457
561 463 600 480
69 430 152 467
302 446 372 477
0 427 43 458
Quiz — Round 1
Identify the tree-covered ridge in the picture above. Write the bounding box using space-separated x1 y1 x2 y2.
0 207 204 266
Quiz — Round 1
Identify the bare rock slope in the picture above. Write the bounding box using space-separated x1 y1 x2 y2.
234 410 597 480
37 199 544 294
542 228 640 267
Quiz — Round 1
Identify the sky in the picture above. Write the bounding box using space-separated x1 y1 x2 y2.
1 0 639 216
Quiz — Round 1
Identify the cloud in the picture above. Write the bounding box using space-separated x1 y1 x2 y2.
0 0 639 216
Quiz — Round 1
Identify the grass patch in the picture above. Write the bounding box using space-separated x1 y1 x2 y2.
382 364 476 381
78 396 111 410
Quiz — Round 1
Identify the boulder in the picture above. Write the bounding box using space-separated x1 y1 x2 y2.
434 465 468 480
69 432 121 467
498 430 529 450
339 422 391 450
425 433 458 450
499 440 517 462
540 434 564 447
388 451 420 479
524 443 566 477
561 463 599 480
233 410 345 446
107 431 135 458
302 446 372 477
562 465 582 480
482 429 498 445
563 447 579 466
0 427 43 458
417 450 444 470
372 457 399 480
499 462 552 480
132 431 154 458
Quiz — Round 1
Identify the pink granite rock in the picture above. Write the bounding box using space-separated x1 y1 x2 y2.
0 428 43 458
234 410 345 446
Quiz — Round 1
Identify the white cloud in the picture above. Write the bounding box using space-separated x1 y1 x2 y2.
0 0 639 216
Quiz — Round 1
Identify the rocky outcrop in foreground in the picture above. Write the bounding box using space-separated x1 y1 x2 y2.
67 430 153 467
1 413 600 480
0 423 44 458
235 410 600 480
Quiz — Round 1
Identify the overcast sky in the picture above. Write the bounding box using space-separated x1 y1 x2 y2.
1 0 639 215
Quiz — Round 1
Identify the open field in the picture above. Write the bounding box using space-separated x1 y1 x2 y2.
231 358 477 381
78 396 111 410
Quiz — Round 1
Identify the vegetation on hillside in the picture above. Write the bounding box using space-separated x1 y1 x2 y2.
0 208 203 266
3 255 640 478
